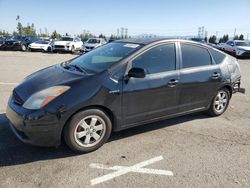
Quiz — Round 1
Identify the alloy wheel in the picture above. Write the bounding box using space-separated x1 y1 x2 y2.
213 90 228 114
74 115 106 148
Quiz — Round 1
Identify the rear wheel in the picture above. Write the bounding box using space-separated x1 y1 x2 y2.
208 88 230 116
64 108 112 153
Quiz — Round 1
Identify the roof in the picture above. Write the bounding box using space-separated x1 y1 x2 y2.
115 38 204 45
115 38 166 45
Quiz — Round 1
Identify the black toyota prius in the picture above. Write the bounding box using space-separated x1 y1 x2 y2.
6 38 242 153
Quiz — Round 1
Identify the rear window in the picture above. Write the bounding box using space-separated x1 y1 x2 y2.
209 49 225 64
181 44 212 68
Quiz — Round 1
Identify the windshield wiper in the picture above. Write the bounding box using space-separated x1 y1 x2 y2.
70 64 86 73
62 61 87 73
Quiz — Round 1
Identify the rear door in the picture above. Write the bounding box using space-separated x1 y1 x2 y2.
178 42 222 112
122 43 180 126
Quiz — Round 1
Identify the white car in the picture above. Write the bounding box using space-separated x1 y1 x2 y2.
28 40 53 52
222 40 250 58
81 38 107 52
53 37 83 53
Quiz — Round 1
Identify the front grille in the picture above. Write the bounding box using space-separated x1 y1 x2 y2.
54 45 65 49
242 51 250 56
13 90 24 105
86 46 94 50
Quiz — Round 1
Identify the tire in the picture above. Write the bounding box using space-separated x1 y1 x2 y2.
71 46 75 53
47 46 52 53
208 88 230 117
64 108 112 153
21 44 27 51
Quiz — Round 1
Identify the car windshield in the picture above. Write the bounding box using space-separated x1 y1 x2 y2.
87 39 100 44
61 37 74 41
70 42 142 73
235 41 250 46
35 40 50 44
11 36 25 40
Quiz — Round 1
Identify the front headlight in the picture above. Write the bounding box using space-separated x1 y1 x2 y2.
23 86 70 110
65 42 71 46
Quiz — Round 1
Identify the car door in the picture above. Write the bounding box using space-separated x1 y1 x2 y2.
178 42 222 113
122 43 180 126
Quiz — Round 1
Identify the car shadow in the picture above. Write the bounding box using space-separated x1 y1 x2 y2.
0 112 209 167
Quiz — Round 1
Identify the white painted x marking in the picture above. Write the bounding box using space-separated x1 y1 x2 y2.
90 155 173 186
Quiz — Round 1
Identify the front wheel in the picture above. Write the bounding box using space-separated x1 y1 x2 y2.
71 46 75 53
64 108 112 153
21 44 27 51
208 88 230 116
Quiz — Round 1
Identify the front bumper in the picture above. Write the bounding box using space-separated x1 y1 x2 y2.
6 97 62 147
81 46 95 52
237 50 250 58
53 46 71 51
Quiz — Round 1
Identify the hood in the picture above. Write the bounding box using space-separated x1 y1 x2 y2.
4 39 21 44
237 46 250 51
54 41 72 45
14 64 86 102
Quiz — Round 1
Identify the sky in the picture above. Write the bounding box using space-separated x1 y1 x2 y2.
0 0 250 38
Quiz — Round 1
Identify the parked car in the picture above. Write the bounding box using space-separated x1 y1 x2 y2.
81 38 106 52
6 38 242 153
189 37 205 43
1 35 40 51
0 36 5 48
222 40 250 58
52 36 83 53
28 39 53 52
216 43 225 50
108 38 116 43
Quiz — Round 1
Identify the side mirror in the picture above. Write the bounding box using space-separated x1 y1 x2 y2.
127 67 146 78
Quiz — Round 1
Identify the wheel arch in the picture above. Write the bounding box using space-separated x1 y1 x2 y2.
220 84 233 98
61 105 115 142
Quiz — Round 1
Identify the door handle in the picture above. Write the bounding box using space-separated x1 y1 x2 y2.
211 72 221 79
168 79 179 87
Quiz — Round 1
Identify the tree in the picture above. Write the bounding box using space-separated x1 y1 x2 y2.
220 34 229 43
0 30 10 36
98 34 106 39
22 23 36 36
209 35 217 44
234 35 239 40
51 30 61 39
204 36 208 42
17 22 23 35
65 32 69 36
239 34 244 40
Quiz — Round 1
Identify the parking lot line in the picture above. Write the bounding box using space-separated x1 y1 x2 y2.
90 155 173 186
0 82 18 85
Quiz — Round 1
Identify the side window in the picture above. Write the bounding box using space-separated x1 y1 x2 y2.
209 49 226 64
181 44 212 68
132 43 176 74
226 41 233 46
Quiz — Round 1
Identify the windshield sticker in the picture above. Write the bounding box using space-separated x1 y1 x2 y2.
123 44 140 48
